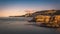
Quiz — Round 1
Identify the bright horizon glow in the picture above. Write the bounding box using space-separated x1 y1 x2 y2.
0 0 60 17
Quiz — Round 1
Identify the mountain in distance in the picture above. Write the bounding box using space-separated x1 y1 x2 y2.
9 10 60 17
32 10 60 17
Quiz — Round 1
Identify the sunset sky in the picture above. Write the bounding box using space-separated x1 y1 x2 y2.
0 0 60 17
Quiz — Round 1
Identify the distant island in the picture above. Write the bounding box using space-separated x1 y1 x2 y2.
9 15 25 17
9 13 33 17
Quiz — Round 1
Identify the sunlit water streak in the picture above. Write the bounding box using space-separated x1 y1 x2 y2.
0 17 60 34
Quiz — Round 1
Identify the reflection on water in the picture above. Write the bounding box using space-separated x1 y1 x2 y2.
0 17 60 34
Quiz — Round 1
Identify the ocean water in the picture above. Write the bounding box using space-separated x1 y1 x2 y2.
0 17 60 34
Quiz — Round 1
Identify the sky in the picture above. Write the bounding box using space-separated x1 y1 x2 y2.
0 0 60 17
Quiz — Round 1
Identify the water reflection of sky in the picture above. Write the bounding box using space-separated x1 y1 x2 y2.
0 17 60 34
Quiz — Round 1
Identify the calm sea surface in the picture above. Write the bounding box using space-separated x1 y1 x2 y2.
0 17 60 34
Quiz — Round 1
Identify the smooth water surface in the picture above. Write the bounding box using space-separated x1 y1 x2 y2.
0 17 60 34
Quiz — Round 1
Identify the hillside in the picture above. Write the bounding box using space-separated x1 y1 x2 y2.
9 10 60 17
32 10 60 17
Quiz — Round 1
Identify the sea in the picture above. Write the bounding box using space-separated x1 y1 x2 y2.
0 17 60 34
